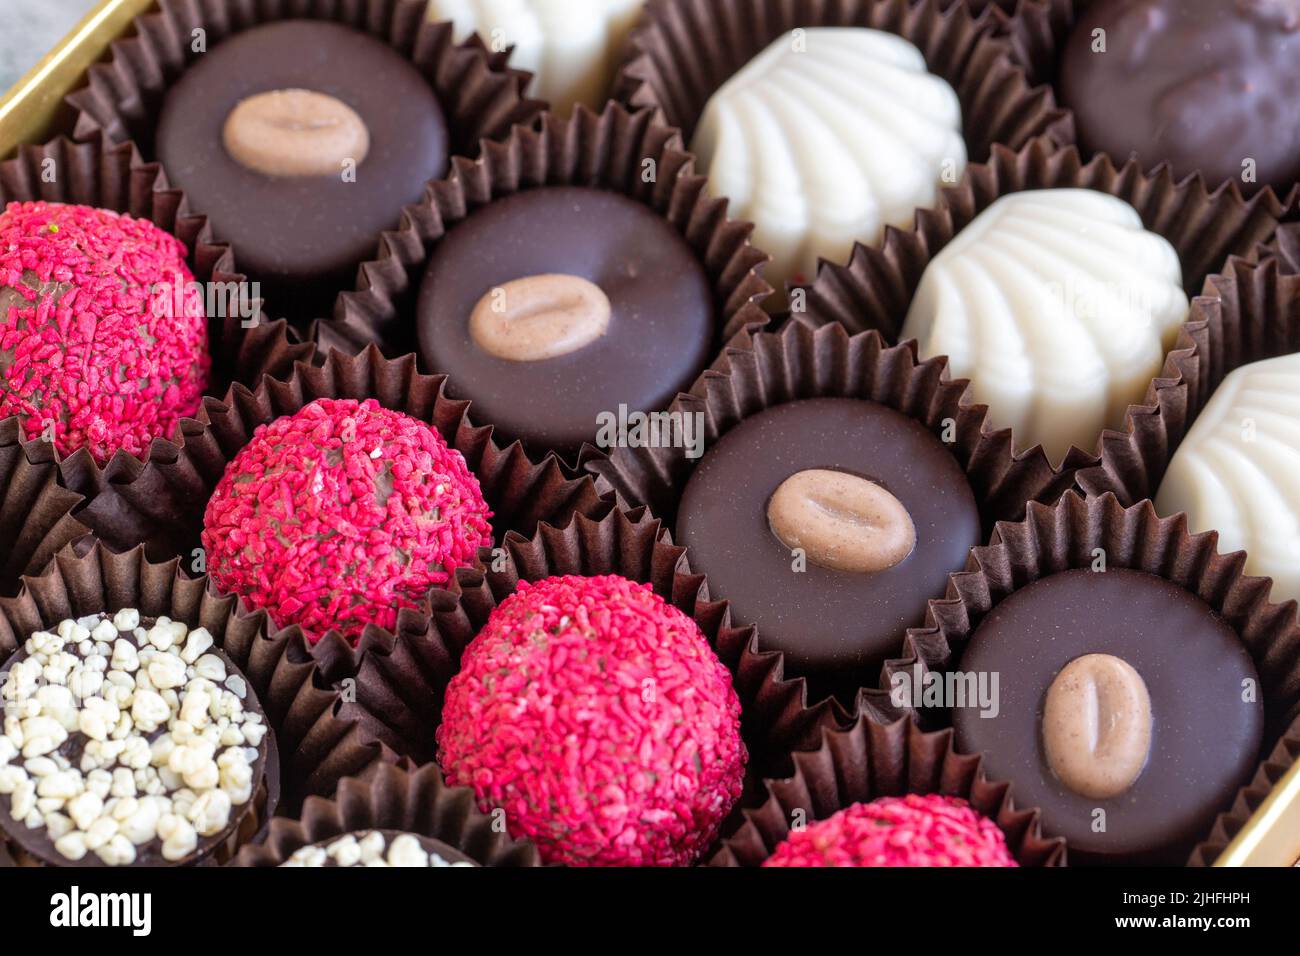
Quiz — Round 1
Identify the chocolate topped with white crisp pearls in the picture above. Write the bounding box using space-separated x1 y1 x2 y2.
281 830 477 868
0 611 271 866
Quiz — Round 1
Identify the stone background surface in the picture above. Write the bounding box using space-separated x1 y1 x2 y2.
1 0 100 94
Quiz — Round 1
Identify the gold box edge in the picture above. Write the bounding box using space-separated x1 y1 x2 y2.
0 0 157 158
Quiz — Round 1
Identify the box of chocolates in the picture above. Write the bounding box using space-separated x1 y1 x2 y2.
0 0 1298 870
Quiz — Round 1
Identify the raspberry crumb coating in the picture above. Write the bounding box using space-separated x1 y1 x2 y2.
763 794 1018 867
202 397 493 644
437 574 747 866
0 201 209 463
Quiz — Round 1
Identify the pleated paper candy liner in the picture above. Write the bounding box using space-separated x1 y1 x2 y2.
892 491 1300 865
957 0 1073 86
71 345 617 660
0 541 402 865
798 138 1284 473
312 102 773 438
1272 222 1300 275
1075 254 1300 505
0 422 90 597
614 0 1072 160
64 0 547 323
711 717 1064 866
322 506 847 808
233 763 540 866
0 134 314 495
1189 715 1300 867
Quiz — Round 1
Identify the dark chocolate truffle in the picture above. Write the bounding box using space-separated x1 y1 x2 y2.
952 568 1264 865
675 397 982 699
155 20 449 317
1060 0 1300 194
416 186 715 457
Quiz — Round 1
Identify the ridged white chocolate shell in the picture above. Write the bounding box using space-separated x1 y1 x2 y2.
692 27 966 294
899 189 1189 464
430 0 642 112
1157 353 1300 606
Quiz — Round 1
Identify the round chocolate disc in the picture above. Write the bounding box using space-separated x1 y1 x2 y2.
675 398 981 699
416 186 715 457
1060 0 1300 194
952 568 1264 865
155 20 449 317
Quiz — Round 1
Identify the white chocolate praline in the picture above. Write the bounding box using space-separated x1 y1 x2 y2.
692 27 966 296
428 0 642 113
281 830 478 867
899 188 1189 465
0 612 266 866
1156 353 1300 606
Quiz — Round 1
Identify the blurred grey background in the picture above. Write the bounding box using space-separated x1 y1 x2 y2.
1 0 100 94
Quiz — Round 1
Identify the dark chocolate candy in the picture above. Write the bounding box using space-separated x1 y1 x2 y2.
155 20 449 318
416 186 715 457
952 568 1264 865
1060 0 1300 194
674 397 981 700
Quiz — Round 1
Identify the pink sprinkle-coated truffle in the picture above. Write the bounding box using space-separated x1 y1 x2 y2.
0 201 209 463
763 794 1019 867
202 397 493 644
437 574 747 866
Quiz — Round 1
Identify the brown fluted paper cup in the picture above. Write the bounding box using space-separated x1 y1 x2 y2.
0 421 90 598
712 715 1064 866
957 0 1074 84
0 541 401 865
1190 716 1300 867
895 491 1300 864
233 763 540 867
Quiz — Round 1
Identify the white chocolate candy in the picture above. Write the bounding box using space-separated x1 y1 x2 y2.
429 0 642 113
899 189 1188 464
1156 353 1300 605
692 27 965 295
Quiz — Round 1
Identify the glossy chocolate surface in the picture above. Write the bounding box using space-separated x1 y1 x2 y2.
417 186 715 457
675 397 981 700
156 20 448 317
953 568 1264 865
